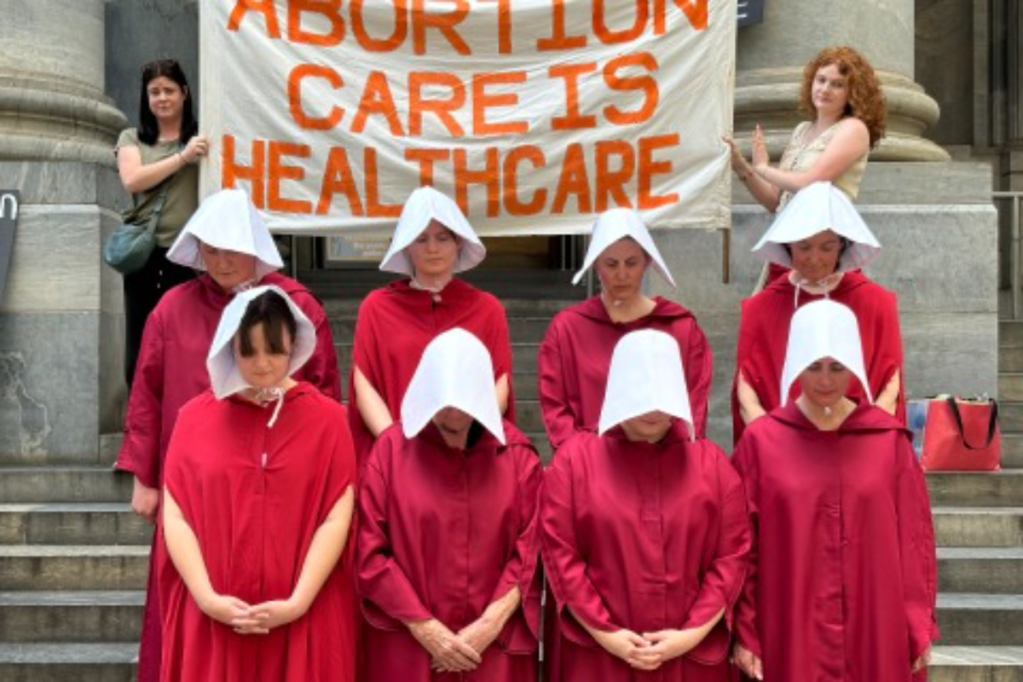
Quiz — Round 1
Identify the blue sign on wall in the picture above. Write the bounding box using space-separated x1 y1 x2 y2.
0 191 19 303
738 0 765 27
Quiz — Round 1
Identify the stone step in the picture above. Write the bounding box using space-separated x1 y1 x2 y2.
0 468 132 504
937 594 1023 646
927 470 1023 507
931 646 1023 681
0 546 148 591
1001 434 1023 468
1003 403 1023 432
937 547 1023 593
1000 319 1023 348
0 643 135 682
517 400 544 434
934 507 1023 548
1001 374 1023 403
330 316 554 345
335 341 540 376
0 591 142 643
0 504 152 546
1002 346 1023 373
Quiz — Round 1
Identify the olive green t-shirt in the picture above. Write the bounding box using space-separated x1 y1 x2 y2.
116 128 200 248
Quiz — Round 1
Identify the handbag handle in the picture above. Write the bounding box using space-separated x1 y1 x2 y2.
945 397 999 450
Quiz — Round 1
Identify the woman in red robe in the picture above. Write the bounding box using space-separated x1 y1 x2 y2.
539 208 712 452
349 186 513 472
358 328 541 681
160 285 356 681
733 181 903 444
115 188 340 682
540 329 750 682
732 299 937 681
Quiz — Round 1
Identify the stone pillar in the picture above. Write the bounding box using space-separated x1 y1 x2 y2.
734 0 950 162
0 1 127 463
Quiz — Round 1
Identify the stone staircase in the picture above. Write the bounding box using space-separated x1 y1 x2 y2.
1 279 1022 680
924 318 1023 680
0 465 146 680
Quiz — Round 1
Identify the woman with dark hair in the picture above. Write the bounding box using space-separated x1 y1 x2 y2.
160 285 356 681
116 58 210 386
117 188 340 682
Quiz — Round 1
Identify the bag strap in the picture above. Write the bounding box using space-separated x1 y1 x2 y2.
945 397 999 450
144 181 172 234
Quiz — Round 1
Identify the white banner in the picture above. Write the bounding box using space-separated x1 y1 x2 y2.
200 1 736 236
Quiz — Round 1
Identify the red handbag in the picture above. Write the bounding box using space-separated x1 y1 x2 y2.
917 397 1001 472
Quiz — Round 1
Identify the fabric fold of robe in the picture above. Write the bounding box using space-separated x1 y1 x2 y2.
357 420 541 682
348 278 514 474
733 270 904 444
113 272 340 682
732 401 938 681
538 295 712 452
159 383 356 682
539 423 750 681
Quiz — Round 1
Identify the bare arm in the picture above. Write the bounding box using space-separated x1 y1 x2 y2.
495 373 510 414
724 133 783 213
875 370 901 417
354 366 395 437
753 119 869 194
737 372 767 425
118 135 209 194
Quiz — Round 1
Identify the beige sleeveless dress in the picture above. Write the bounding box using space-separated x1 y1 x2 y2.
777 120 868 209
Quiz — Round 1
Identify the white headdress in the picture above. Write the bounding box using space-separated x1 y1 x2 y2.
573 209 676 287
780 299 873 405
167 188 283 279
598 329 694 440
400 328 505 444
752 181 881 272
206 285 316 401
379 186 486 276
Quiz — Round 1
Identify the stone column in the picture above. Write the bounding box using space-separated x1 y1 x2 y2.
0 0 127 463
734 0 950 162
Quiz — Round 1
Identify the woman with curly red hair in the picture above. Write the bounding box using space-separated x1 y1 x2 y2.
725 46 886 214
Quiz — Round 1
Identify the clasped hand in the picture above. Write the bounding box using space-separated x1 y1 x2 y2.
200 593 306 635
592 627 704 671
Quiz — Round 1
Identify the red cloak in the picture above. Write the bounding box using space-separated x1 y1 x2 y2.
114 273 340 682
538 296 713 451
539 424 750 682
732 271 904 444
357 421 541 682
159 383 356 682
731 402 938 681
348 278 514 472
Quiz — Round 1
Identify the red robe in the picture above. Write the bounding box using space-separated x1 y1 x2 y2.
114 273 340 682
159 383 356 682
731 402 938 681
540 424 750 682
538 296 712 451
348 278 514 472
357 421 541 682
732 271 904 444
